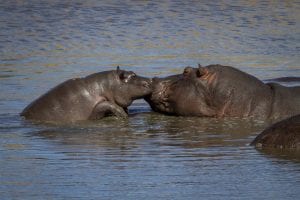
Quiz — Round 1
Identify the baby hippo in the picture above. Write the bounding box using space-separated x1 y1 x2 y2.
251 115 300 150
145 64 300 120
21 67 152 123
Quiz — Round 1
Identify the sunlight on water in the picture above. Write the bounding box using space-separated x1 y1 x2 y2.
0 1 300 199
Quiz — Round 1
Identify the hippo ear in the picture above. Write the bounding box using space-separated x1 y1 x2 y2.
118 71 133 83
183 67 193 77
116 66 130 82
197 66 209 77
116 66 125 78
118 71 126 81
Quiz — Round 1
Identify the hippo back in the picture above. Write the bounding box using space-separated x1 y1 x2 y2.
21 78 98 122
267 83 300 120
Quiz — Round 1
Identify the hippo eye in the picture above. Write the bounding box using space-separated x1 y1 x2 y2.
128 73 136 80
119 72 128 81
123 73 135 83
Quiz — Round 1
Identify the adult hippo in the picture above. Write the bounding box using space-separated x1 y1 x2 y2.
251 115 300 150
21 67 152 123
145 64 300 120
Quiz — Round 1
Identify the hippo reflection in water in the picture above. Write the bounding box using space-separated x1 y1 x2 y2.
145 64 300 120
21 67 152 123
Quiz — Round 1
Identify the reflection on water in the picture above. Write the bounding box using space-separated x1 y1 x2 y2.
256 148 300 162
30 114 264 149
1 1 300 199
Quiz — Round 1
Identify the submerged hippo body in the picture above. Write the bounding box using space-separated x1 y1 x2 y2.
146 64 300 120
251 115 300 150
264 76 300 83
21 67 152 123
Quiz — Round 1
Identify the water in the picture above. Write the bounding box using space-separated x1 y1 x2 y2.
1 1 300 199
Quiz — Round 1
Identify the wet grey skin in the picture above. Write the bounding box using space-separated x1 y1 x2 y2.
251 114 300 150
21 67 152 123
144 73 183 114
145 64 300 120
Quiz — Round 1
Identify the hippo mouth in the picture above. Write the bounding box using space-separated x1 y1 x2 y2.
147 81 173 113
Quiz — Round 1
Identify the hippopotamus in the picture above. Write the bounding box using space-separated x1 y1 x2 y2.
145 64 300 120
21 67 152 123
264 77 300 83
251 115 300 149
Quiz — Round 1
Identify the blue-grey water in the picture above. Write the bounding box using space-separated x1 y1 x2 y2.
1 1 300 199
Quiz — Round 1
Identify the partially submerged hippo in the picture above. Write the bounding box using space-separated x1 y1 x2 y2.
264 76 300 83
21 67 152 123
251 115 300 150
145 64 300 120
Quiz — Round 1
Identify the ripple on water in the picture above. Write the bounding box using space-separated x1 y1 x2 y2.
1 0 300 199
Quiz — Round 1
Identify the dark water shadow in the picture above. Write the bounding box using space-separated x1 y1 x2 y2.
27 116 143 150
255 148 300 163
28 112 267 148
19 111 300 163
146 113 266 139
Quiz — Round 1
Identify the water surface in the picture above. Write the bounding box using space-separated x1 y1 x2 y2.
1 1 300 199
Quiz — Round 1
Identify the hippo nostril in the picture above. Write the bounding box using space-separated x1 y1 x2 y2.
183 67 193 77
142 79 153 88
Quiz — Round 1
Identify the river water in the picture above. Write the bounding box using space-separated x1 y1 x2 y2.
1 1 300 199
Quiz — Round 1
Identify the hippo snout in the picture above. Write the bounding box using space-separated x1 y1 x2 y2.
142 78 153 89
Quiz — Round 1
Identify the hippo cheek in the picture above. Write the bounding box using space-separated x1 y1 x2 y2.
114 83 151 108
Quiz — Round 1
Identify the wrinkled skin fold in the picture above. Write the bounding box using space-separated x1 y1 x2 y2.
21 67 152 123
145 64 300 120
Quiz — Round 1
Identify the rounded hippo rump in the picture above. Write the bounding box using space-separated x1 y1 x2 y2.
21 67 152 123
251 115 300 150
146 64 300 120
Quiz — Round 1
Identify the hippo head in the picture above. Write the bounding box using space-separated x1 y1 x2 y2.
145 64 218 116
113 67 153 108
144 73 182 114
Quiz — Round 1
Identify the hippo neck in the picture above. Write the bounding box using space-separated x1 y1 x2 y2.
83 71 118 102
267 83 300 120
